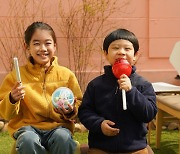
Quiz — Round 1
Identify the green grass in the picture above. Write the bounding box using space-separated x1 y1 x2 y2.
150 130 179 154
0 130 179 154
73 132 88 144
0 131 14 154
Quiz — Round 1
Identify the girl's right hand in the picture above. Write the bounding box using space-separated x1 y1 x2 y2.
10 82 25 104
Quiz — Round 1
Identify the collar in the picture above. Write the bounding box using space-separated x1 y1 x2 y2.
26 56 58 75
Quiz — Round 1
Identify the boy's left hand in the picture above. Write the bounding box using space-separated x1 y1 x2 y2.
118 74 132 91
101 120 120 136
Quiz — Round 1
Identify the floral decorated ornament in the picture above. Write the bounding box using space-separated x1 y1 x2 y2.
52 87 74 109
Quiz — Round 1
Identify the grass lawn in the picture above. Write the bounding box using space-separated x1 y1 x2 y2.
0 130 178 154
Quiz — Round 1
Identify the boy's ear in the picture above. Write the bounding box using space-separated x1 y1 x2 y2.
103 51 108 60
133 51 140 65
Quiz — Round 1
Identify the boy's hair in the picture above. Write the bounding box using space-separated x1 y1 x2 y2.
103 28 139 54
24 21 57 46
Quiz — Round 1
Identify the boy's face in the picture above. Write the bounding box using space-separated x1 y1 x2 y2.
104 39 138 66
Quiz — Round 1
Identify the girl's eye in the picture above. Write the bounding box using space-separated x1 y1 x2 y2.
33 43 40 46
112 47 119 50
33 41 40 45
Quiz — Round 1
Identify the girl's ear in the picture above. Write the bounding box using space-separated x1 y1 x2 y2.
24 42 29 50
54 43 57 49
53 43 57 54
103 50 108 56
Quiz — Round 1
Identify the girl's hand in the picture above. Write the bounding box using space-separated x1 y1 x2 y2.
10 82 25 103
118 74 132 91
101 120 120 136
54 98 77 115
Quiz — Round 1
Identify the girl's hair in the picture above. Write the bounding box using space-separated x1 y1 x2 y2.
103 28 139 54
24 21 57 46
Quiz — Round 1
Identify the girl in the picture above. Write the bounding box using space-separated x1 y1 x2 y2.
0 22 82 154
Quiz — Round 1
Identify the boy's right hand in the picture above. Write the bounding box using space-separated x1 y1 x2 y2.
101 120 120 136
10 82 25 104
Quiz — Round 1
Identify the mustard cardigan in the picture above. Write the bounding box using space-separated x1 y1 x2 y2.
0 56 82 137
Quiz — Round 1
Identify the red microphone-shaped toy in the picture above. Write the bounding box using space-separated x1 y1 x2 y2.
112 58 132 110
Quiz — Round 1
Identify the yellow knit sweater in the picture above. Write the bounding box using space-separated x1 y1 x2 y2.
0 56 82 137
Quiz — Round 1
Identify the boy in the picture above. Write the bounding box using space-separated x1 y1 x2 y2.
78 28 157 153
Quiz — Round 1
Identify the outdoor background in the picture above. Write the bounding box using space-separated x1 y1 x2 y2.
0 0 179 153
0 0 180 91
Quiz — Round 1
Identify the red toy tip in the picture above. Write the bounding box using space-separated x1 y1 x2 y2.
112 58 132 79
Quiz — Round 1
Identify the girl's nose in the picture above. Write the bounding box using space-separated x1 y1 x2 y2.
40 44 47 51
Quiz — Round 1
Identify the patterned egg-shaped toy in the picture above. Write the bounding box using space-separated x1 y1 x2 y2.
52 87 74 109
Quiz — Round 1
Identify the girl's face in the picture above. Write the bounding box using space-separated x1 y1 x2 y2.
27 29 56 69
104 39 138 65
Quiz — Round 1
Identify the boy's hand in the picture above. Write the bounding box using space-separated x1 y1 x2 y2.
10 82 25 103
118 74 132 91
101 120 120 136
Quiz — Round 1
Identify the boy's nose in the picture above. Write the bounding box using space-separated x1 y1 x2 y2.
117 49 125 55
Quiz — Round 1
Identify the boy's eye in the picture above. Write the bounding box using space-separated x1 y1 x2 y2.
125 47 132 51
125 48 130 50
46 42 52 45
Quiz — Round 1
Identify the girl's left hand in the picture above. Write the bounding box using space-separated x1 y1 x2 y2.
117 74 132 91
54 98 77 115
